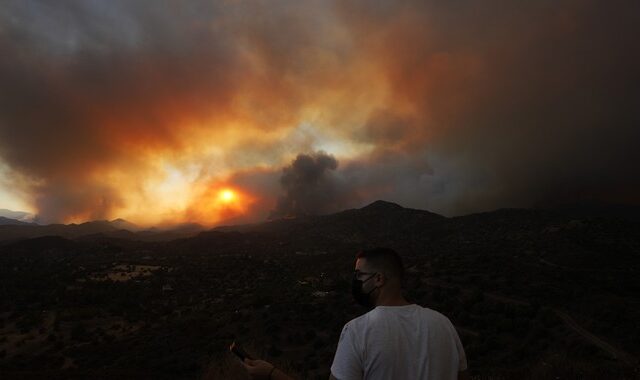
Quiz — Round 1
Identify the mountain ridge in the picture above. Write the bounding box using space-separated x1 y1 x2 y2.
1 200 638 243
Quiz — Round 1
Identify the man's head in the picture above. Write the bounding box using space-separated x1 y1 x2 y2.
352 247 405 307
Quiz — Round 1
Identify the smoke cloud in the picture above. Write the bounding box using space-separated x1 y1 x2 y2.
270 152 342 219
0 0 638 224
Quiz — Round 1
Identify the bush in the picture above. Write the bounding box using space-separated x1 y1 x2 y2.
267 345 283 357
313 337 326 350
304 330 317 342
71 322 87 341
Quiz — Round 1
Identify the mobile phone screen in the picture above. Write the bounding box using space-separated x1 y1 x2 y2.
229 341 254 361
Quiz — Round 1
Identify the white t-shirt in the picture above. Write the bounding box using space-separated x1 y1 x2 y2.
330 304 467 380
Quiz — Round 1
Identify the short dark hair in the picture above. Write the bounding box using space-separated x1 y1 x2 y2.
356 247 404 281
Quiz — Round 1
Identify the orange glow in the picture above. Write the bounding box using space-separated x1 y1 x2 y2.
210 186 247 213
176 184 258 227
218 188 236 203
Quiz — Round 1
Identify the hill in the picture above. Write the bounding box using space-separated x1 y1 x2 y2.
0 200 638 379
0 219 203 243
0 209 34 223
0 217 35 226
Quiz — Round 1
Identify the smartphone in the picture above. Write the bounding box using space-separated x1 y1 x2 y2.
229 341 254 361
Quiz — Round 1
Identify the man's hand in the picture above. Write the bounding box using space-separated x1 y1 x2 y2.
242 358 275 379
242 358 295 380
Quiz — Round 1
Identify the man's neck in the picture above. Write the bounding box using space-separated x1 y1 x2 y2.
375 293 412 307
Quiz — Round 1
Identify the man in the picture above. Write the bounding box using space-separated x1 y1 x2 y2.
243 248 469 379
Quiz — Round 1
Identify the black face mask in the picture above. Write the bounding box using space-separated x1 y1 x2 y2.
352 273 378 308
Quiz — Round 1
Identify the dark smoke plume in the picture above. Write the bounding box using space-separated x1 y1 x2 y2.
270 152 342 219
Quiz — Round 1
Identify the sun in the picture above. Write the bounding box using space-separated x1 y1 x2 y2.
218 188 236 203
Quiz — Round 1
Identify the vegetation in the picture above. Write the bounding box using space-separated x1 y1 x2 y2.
0 203 638 379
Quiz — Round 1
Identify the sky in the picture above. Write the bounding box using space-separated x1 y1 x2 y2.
0 0 639 226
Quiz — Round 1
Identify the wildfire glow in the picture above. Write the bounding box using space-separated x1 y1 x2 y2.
183 184 257 227
218 188 236 203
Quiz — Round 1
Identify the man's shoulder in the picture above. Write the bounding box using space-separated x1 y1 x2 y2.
417 305 457 328
419 305 450 319
342 304 453 331
343 311 372 330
